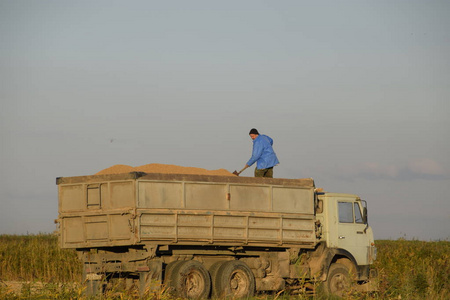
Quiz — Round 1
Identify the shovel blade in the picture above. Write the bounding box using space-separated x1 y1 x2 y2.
233 170 240 176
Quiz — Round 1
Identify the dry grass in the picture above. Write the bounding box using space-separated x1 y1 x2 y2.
0 234 81 283
0 234 448 299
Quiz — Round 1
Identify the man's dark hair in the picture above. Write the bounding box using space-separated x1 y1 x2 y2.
249 128 259 135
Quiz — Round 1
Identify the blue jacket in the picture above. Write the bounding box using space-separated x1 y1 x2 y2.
246 134 280 169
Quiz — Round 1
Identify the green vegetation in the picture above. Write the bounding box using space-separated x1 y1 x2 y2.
374 239 449 299
0 235 448 299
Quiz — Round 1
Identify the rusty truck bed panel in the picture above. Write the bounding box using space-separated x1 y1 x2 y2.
57 172 317 249
139 209 315 247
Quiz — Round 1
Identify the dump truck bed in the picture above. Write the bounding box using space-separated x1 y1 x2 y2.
57 172 317 249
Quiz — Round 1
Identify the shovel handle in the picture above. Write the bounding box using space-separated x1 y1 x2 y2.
238 165 249 174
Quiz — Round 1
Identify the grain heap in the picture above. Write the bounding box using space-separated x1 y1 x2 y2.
95 163 235 176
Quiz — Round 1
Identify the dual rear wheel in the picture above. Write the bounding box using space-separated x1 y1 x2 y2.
165 260 255 299
165 260 211 299
210 260 255 298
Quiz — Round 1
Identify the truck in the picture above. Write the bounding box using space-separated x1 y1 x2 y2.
56 172 377 298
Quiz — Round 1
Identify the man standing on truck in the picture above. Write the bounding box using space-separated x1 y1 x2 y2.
245 128 279 178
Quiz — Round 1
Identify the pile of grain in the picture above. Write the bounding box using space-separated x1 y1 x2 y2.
95 163 235 176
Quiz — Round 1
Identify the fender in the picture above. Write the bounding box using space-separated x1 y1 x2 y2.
308 244 359 281
324 248 371 281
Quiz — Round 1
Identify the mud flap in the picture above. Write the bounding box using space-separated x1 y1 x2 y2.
139 261 163 297
84 273 104 296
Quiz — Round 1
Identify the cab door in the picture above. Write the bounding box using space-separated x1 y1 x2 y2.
337 201 370 265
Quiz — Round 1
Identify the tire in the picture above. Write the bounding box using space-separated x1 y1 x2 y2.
164 261 185 294
214 260 255 299
169 260 211 299
323 263 352 297
209 261 227 298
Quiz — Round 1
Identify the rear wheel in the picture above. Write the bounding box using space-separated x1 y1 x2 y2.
209 261 227 297
169 260 211 299
214 260 255 298
164 261 184 295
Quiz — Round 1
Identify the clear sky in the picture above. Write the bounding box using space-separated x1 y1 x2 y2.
1 1 449 240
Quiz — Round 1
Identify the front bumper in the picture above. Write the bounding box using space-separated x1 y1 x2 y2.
356 268 378 292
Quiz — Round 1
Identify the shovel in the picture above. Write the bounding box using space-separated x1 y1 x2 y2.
233 165 249 176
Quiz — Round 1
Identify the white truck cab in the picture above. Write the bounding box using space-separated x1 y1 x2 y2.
315 192 377 292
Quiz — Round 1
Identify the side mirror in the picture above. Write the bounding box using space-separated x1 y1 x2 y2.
361 200 368 224
363 206 368 224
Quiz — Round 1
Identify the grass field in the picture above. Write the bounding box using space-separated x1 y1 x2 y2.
0 234 448 299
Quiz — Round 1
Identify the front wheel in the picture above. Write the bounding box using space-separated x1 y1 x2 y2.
323 263 353 297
